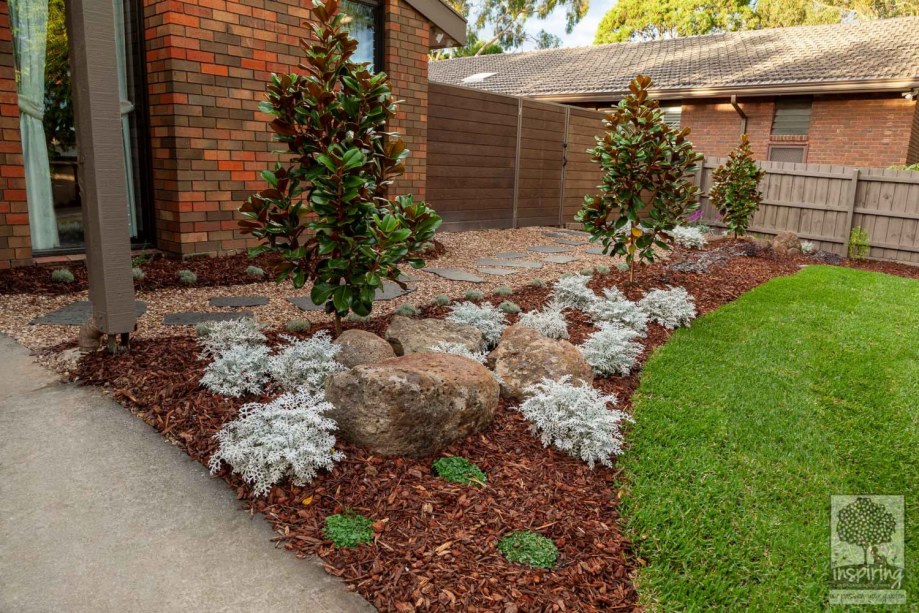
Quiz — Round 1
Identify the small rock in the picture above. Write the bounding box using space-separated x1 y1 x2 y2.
385 315 484 356
487 325 593 401
772 232 802 258
810 250 844 265
333 329 395 367
325 353 499 456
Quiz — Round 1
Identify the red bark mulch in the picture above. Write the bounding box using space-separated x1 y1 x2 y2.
72 242 911 612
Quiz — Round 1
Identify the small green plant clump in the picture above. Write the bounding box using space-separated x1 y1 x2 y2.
497 531 558 569
323 513 375 548
286 319 311 333
494 286 513 297
464 289 484 302
177 269 197 285
848 226 870 260
131 267 145 281
131 253 153 267
432 456 487 486
393 304 420 317
616 261 630 272
595 265 610 275
529 278 546 288
709 134 766 237
346 312 369 322
580 266 595 276
499 300 521 314
431 293 451 307
245 265 265 278
51 268 74 284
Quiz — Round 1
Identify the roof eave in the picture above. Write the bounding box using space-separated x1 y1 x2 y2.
403 0 467 47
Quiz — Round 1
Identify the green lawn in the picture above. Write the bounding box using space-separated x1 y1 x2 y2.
622 266 918 611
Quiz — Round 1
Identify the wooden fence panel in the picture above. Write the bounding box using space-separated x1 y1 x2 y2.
562 108 605 222
516 100 567 227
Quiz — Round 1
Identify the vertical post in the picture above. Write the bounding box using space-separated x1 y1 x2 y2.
558 106 569 228
842 168 861 256
512 98 522 229
66 0 136 337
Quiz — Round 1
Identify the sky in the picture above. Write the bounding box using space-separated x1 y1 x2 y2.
517 0 617 50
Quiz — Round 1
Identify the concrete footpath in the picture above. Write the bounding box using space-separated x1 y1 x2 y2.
0 335 373 613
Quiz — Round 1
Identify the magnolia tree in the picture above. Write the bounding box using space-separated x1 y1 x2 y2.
577 75 703 282
709 134 765 237
239 0 441 333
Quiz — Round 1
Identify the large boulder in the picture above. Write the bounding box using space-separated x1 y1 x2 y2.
772 232 801 258
325 352 499 457
385 315 484 356
332 329 395 367
487 325 593 401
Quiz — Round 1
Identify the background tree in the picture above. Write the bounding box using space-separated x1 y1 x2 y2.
576 75 702 282
709 134 765 237
837 497 897 566
240 0 442 334
44 0 74 155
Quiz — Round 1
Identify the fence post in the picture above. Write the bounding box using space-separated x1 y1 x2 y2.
512 98 523 229
558 107 570 227
842 168 860 256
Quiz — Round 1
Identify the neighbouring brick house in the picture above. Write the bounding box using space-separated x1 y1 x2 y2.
0 0 464 269
430 18 919 168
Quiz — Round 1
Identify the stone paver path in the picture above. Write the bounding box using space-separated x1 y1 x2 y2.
476 258 544 270
0 335 372 613
542 255 579 264
476 267 518 276
208 296 269 308
494 252 528 259
422 268 485 283
587 247 606 255
31 301 148 326
527 245 574 254
289 281 418 311
163 311 255 326
555 239 586 246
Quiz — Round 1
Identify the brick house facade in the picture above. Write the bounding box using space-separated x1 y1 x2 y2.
0 0 463 268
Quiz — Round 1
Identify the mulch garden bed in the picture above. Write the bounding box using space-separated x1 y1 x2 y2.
73 240 913 612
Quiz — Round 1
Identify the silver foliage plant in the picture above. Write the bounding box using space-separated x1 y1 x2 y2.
196 318 267 358
586 287 649 334
268 331 347 394
800 240 816 254
638 286 697 329
580 323 644 376
551 274 597 311
517 301 570 340
446 301 508 347
518 376 632 469
430 340 488 363
200 345 272 398
208 389 344 497
669 225 708 250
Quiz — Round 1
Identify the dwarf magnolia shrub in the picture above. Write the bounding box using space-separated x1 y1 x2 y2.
464 289 484 302
393 303 420 317
709 134 765 237
498 531 558 569
430 340 487 364
447 302 507 347
196 318 267 358
324 513 374 548
494 286 513 297
245 265 265 278
268 331 346 393
499 300 521 314
517 305 569 340
670 225 708 250
551 274 597 311
638 286 697 329
519 376 631 468
177 269 197 285
432 456 487 486
586 288 649 334
131 267 145 281
51 268 74 284
208 389 343 497
580 323 643 376
201 345 272 397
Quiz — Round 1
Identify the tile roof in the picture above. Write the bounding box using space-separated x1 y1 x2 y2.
428 18 919 99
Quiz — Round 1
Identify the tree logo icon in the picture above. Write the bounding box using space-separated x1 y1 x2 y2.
837 497 897 566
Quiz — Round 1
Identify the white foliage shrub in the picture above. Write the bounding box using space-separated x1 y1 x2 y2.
518 376 632 468
551 274 597 310
268 331 347 394
201 345 271 397
517 302 569 339
638 286 697 329
208 389 344 497
587 288 649 334
670 225 708 249
446 301 507 347
430 341 488 363
580 323 644 376
800 240 816 254
197 318 267 358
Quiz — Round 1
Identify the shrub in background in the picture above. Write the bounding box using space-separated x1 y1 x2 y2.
639 286 697 329
432 456 487 486
800 240 816 255
268 331 347 394
587 288 649 334
196 318 267 358
518 376 631 468
447 301 507 347
551 274 597 311
580 322 643 376
208 389 343 497
615 261 630 272
529 278 546 288
200 345 272 397
430 340 488 363
324 513 374 548
286 319 311 333
245 265 265 278
577 75 702 281
848 226 870 260
580 266 595 276
239 0 441 334
670 225 708 250
494 286 513 297
431 293 451 306
131 267 145 281
709 134 765 237
498 300 521 314
595 265 610 275
51 268 74 284
498 531 558 569
393 304 420 317
177 269 197 285
517 304 569 340
464 289 484 302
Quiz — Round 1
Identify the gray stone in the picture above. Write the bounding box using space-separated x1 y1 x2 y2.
772 232 802 258
477 267 518 276
208 295 268 308
494 252 528 259
333 329 395 367
31 301 147 326
325 352 499 457
423 268 485 283
542 255 579 264
555 239 586 246
476 258 544 269
163 312 254 326
288 296 325 312
527 245 574 254
811 250 844 265
385 315 484 356
559 228 590 238
542 231 564 238
587 247 606 255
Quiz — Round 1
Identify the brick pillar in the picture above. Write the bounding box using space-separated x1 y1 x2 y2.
384 0 429 200
0 2 32 268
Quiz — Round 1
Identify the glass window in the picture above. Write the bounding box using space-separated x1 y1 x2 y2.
772 98 812 136
768 145 806 163
342 0 381 70
661 104 682 129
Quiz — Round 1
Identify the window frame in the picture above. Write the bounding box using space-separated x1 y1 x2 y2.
342 0 384 72
771 97 813 137
767 143 809 164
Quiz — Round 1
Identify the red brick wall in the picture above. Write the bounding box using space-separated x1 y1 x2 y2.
0 2 31 268
908 103 919 165
682 99 774 160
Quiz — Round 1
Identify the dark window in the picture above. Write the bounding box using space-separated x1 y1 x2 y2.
768 145 806 163
661 104 682 129
772 98 812 135
342 0 382 71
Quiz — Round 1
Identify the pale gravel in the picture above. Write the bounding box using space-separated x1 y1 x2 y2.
0 227 631 364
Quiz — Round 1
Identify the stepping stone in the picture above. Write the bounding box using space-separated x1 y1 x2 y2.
555 239 586 246
163 311 253 326
288 297 325 312
289 282 418 311
477 267 518 276
423 268 485 283
542 255 579 264
494 252 527 259
587 247 606 255
31 300 148 326
476 258 544 270
559 228 590 237
542 231 564 238
208 295 269 308
527 245 574 254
